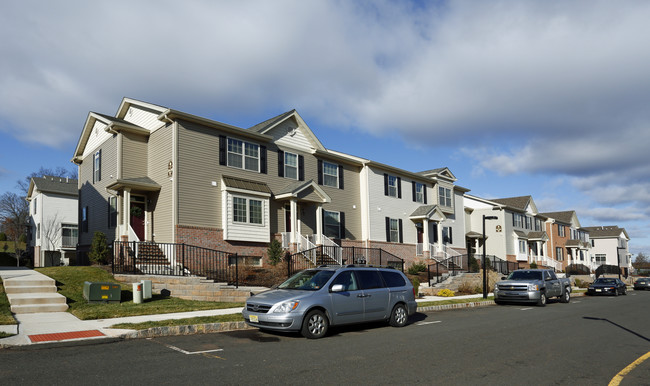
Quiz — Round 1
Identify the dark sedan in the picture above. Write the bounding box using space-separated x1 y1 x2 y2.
634 277 650 290
586 278 627 296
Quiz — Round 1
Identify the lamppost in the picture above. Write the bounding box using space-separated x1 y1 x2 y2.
616 246 625 280
482 215 498 299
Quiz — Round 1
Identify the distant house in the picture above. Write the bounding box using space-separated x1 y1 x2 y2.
539 211 591 272
26 176 78 267
71 97 469 269
583 226 632 275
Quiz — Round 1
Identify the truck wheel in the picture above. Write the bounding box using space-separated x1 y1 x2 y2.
301 310 329 339
537 292 547 307
560 288 571 303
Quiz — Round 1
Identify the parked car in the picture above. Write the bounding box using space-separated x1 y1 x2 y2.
633 277 650 291
242 265 417 339
586 278 627 296
494 269 571 306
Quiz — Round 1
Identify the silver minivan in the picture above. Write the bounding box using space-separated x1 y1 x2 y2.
242 265 417 339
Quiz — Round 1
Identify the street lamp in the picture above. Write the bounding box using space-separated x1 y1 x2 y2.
482 215 498 299
616 246 625 280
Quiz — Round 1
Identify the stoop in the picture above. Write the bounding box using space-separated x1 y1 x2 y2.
4 275 69 314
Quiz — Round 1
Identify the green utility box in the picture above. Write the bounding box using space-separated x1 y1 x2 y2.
83 282 122 303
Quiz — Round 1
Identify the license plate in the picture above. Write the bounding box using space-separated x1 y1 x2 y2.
596 289 601 292
249 315 259 323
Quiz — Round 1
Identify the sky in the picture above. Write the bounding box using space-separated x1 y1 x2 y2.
1 0 648 256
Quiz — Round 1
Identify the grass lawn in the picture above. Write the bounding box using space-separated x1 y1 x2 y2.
36 266 244 320
111 314 244 330
0 279 17 325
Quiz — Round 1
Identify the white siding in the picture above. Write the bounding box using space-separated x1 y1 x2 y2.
83 121 112 158
268 120 314 152
222 191 270 243
124 105 165 132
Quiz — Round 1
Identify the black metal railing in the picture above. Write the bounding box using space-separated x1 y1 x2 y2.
595 264 621 278
566 263 591 277
427 254 518 285
287 245 405 276
112 241 261 287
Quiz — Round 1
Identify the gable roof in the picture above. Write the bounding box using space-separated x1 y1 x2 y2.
274 180 331 203
540 211 580 227
418 167 457 182
490 196 532 211
248 110 326 152
409 205 446 221
248 110 296 133
27 176 78 200
583 226 629 239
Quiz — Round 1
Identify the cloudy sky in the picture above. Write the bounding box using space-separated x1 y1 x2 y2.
1 0 648 256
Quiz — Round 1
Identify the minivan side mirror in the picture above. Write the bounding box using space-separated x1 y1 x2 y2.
330 284 344 293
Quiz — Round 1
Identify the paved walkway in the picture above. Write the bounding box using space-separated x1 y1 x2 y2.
0 266 490 347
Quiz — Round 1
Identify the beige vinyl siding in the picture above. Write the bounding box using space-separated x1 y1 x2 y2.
78 135 117 245
121 132 148 179
147 125 174 243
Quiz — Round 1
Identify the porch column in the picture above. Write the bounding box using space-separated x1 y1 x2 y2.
290 199 298 245
437 222 443 251
316 204 323 245
123 188 131 239
422 218 430 258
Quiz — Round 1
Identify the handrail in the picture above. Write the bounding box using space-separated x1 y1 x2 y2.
321 234 342 264
298 234 316 264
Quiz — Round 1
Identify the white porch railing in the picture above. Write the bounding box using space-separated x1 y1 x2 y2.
531 255 561 271
298 234 316 264
320 235 342 264
281 232 290 249
416 243 423 256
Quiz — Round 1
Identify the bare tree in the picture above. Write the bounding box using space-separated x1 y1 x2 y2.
17 166 77 195
40 212 63 266
0 192 29 265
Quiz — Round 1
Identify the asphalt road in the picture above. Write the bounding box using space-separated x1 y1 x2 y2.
1 291 649 385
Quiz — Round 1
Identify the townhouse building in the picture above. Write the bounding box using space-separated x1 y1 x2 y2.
72 98 467 268
539 211 590 272
26 176 79 267
582 226 632 276
464 195 560 271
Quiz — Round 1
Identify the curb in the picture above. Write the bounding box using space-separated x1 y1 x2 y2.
417 301 496 313
118 321 254 339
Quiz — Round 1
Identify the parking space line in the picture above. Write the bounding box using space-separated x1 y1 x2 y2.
165 344 224 355
520 307 534 311
416 321 441 326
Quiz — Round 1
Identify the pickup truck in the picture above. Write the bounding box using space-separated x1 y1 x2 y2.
494 269 571 306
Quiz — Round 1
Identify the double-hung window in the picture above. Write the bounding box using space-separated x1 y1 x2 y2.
415 182 425 203
93 150 101 182
388 218 400 243
387 176 398 197
323 161 339 188
284 152 298 180
324 210 341 239
556 247 564 261
233 197 263 225
438 187 452 207
558 225 565 237
61 224 78 248
519 240 527 254
228 138 259 172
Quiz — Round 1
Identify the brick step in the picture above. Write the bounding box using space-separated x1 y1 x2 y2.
4 285 57 294
11 303 69 314
6 293 67 305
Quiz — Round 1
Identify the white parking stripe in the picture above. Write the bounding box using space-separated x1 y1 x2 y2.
166 344 224 355
416 321 442 326
520 307 534 311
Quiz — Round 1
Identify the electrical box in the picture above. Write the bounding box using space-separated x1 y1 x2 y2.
141 280 152 300
83 282 122 303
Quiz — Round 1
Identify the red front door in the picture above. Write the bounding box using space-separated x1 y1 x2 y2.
130 202 145 240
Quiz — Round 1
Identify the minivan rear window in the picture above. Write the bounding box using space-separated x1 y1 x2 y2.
380 271 406 288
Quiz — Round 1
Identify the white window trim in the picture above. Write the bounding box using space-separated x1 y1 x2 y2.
232 195 265 226
227 138 260 172
323 161 339 188
93 151 101 182
324 210 341 239
387 175 398 198
389 218 399 243
284 151 298 180
438 186 452 207
415 182 424 203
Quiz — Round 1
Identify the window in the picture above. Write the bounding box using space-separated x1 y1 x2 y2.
61 224 78 248
595 254 606 264
37 223 40 239
535 218 542 232
442 226 453 244
93 150 101 182
323 161 339 188
108 196 117 227
413 182 425 203
356 270 385 290
438 186 452 207
82 206 88 233
33 197 37 214
324 210 341 239
330 271 358 291
519 240 527 254
227 138 259 172
386 217 402 243
558 225 565 237
380 271 406 287
233 197 263 225
525 216 532 230
228 255 262 267
284 152 298 180
513 213 525 228
556 247 564 261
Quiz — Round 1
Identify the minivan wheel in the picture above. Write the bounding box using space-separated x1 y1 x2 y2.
301 310 329 339
389 304 408 327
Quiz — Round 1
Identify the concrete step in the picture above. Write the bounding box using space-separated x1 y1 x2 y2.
11 303 69 314
6 293 67 306
4 285 57 294
4 277 55 287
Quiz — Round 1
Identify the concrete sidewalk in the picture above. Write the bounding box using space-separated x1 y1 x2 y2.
0 266 492 347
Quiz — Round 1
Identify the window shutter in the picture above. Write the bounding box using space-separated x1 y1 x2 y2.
433 223 438 243
424 186 428 204
260 146 267 174
338 165 343 189
512 213 516 227
278 150 284 177
339 211 345 239
397 177 401 198
98 149 101 181
398 219 403 243
412 181 416 202
299 155 305 181
219 135 226 165
449 227 453 244
385 217 390 242
384 174 389 196
318 160 323 185
107 199 111 227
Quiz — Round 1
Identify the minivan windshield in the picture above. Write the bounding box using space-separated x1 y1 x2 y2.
278 270 335 291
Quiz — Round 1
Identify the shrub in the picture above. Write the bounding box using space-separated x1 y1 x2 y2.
457 281 482 294
266 239 284 266
410 277 420 297
469 256 480 272
0 232 6 241
574 278 591 288
88 231 110 265
437 288 455 297
407 262 427 275
529 262 538 269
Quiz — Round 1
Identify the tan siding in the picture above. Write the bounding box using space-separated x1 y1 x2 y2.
78 136 117 245
121 132 148 179
147 125 174 243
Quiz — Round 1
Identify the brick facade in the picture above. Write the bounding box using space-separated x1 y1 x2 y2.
176 225 271 262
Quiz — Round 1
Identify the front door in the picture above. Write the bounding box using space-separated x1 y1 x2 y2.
130 202 145 241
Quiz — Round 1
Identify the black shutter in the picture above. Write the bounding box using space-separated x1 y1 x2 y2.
98 149 101 181
412 181 416 202
397 177 401 198
385 217 390 242
449 227 453 244
398 219 403 243
219 135 226 165
107 199 111 227
512 213 516 227
339 212 345 239
318 160 323 185
384 174 389 196
433 223 438 243
424 186 428 204
278 150 284 177
299 155 305 181
338 165 343 189
260 146 267 174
